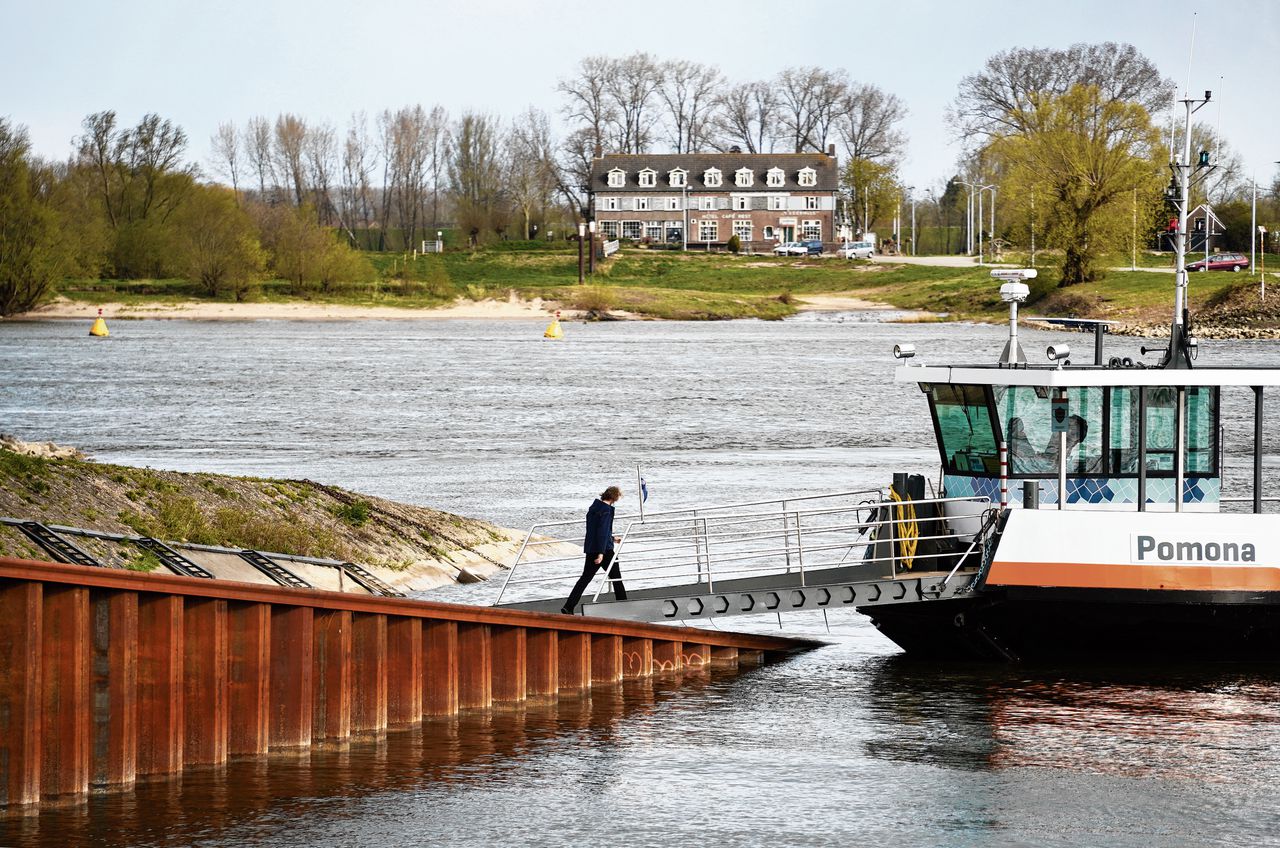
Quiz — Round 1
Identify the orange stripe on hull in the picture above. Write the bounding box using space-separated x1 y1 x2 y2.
988 561 1280 592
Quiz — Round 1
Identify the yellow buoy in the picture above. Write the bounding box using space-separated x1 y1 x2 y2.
543 310 563 340
89 308 109 338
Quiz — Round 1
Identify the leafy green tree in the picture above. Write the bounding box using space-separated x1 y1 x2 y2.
842 157 899 233
172 185 265 300
990 85 1163 285
0 119 64 316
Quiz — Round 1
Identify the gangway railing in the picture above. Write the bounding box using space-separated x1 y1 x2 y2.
494 490 995 614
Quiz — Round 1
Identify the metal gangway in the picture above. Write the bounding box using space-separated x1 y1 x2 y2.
494 489 999 623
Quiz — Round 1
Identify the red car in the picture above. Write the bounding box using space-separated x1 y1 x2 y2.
1185 252 1250 272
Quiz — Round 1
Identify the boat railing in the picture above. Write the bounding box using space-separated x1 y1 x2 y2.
493 491 995 607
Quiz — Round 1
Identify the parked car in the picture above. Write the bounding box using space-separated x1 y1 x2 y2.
773 241 808 256
803 240 824 255
1185 252 1249 272
839 240 875 260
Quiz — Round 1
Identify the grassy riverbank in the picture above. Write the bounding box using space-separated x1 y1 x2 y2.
34 245 1280 326
0 439 513 584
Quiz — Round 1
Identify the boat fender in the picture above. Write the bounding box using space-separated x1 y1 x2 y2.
1108 356 1123 368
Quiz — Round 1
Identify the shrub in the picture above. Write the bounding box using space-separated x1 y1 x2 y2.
335 499 371 527
727 234 741 254
571 286 617 315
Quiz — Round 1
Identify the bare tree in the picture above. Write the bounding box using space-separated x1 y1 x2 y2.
557 55 617 156
303 121 339 228
339 112 376 245
272 113 308 206
604 52 661 154
951 42 1174 141
210 121 241 198
657 59 723 153
775 66 846 152
506 107 561 239
836 83 908 163
243 115 274 198
714 82 777 153
449 112 505 243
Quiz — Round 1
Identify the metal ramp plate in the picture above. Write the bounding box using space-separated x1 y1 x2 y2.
238 550 312 589
499 563 978 622
16 521 117 569
135 537 215 579
340 562 404 597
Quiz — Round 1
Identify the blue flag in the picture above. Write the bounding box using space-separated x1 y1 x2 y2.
640 477 649 503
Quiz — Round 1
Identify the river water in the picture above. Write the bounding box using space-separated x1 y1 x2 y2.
2 315 1280 847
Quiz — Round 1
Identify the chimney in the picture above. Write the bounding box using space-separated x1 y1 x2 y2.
827 143 836 158
593 142 602 159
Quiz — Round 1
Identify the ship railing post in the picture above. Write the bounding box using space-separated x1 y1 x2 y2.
998 442 1009 509
1057 389 1067 511
794 511 805 588
1138 388 1148 511
495 524 538 606
1254 386 1264 514
1175 386 1186 513
781 500 792 573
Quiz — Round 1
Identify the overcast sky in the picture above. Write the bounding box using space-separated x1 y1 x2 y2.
6 0 1278 192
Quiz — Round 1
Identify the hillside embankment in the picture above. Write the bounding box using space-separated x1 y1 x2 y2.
0 435 521 592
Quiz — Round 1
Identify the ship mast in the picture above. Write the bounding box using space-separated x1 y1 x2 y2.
1165 90 1214 369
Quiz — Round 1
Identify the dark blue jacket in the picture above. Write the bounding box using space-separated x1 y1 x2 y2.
583 498 615 554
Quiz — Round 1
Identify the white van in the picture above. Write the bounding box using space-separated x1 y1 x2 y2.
839 240 875 260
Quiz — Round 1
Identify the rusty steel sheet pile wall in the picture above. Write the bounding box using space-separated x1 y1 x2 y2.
0 557 814 810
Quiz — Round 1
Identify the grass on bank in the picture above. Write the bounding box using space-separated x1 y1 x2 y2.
48 245 1277 323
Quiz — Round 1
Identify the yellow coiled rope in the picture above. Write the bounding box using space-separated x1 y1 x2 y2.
889 488 918 570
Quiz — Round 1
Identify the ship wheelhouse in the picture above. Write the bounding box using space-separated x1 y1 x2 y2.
899 365 1275 513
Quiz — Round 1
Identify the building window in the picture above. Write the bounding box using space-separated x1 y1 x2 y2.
703 168 722 187
622 221 642 240
733 196 750 211
634 197 650 211
735 168 754 187
802 220 821 240
798 167 817 187
645 222 663 241
698 220 718 242
700 196 715 211
601 220 619 238
607 169 625 188
638 168 656 187
768 196 786 211
666 197 681 211
766 167 785 187
669 168 687 187
602 197 619 211
733 220 753 241
763 226 775 240
805 196 819 210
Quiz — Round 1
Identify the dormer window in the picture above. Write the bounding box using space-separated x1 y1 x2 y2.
797 167 817 187
668 168 687 187
638 168 657 187
703 168 722 188
735 168 754 188
766 167 785 187
607 168 625 188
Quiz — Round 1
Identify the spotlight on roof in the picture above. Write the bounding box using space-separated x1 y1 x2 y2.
1046 343 1070 362
893 343 916 360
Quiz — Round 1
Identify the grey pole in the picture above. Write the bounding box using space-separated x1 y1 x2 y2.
1175 387 1186 513
990 186 996 259
1057 389 1068 511
1254 386 1264 514
1252 178 1257 274
977 189 984 265
1137 389 1148 512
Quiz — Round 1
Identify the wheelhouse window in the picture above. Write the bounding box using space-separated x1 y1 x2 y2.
1108 386 1218 475
930 384 999 475
995 386 1103 475
607 169 625 188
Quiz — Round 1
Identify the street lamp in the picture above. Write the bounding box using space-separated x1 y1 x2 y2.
906 186 916 256
974 184 994 265
587 220 597 275
577 222 586 284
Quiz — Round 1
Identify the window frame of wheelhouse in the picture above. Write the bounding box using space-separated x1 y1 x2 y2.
922 381 1226 511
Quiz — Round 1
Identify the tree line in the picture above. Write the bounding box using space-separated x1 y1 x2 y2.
4 42 1279 315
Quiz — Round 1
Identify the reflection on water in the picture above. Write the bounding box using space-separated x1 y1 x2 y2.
3 319 1280 845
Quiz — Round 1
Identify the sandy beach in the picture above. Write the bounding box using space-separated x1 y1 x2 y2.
16 292 565 322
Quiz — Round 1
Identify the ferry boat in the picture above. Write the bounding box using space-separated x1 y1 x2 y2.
499 91 1278 660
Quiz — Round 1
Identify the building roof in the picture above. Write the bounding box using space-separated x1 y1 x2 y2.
590 152 839 192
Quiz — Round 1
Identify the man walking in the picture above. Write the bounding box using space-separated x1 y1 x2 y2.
561 486 626 614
